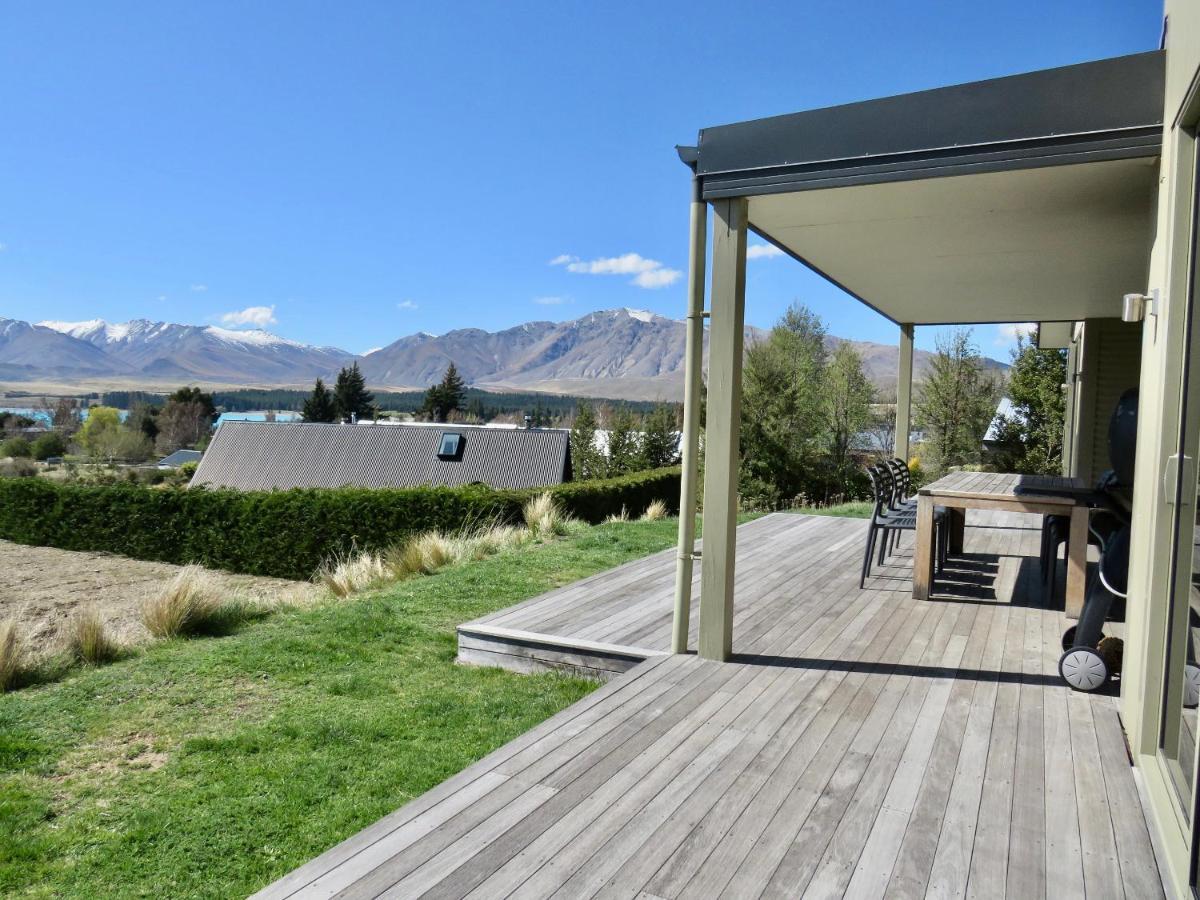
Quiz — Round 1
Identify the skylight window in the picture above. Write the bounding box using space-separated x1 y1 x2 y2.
437 432 464 459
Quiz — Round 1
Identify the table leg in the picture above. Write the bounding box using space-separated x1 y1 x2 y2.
949 508 966 555
1064 503 1089 619
913 494 935 601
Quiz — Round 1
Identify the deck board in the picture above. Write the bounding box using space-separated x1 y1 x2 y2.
255 511 1167 900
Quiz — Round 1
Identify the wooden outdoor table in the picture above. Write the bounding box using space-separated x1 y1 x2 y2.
913 471 1089 617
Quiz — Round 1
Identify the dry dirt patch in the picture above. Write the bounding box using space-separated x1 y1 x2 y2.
0 540 319 648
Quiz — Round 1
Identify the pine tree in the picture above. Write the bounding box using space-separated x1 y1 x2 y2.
990 333 1067 475
915 328 1001 475
606 405 642 475
823 342 874 471
569 402 606 479
333 363 374 422
302 378 337 423
421 362 468 422
639 403 680 469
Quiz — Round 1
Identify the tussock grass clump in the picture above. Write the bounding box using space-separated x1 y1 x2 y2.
65 608 118 665
604 506 630 524
0 618 26 692
318 518 553 599
317 551 391 598
410 531 456 573
523 492 576 537
469 523 529 558
640 499 669 522
142 566 232 638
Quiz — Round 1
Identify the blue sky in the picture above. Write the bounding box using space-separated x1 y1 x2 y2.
0 1 1161 357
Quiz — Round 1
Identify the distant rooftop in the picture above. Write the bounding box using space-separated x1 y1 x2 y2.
190 420 570 491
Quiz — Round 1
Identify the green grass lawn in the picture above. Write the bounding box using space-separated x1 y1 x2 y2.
0 518 681 899
788 501 872 518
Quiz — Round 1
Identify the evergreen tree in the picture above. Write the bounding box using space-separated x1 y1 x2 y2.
302 378 337 423
990 332 1067 475
639 403 680 469
569 402 606 480
606 405 642 475
823 342 874 471
167 386 218 423
420 362 468 422
739 303 829 507
915 328 1001 475
333 363 374 421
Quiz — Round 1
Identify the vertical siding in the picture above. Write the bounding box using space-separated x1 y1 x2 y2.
1077 318 1143 483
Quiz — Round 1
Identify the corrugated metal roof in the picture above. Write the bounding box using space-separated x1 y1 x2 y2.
190 421 570 491
157 448 204 468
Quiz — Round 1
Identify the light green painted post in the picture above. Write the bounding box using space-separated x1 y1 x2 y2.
895 323 914 462
671 177 708 654
698 196 747 662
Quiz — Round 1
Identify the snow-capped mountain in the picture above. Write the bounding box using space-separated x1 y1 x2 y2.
29 318 355 384
358 307 694 394
0 318 131 379
1 308 1006 399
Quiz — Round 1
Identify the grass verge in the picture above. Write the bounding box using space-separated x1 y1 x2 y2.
788 501 873 518
0 517 680 899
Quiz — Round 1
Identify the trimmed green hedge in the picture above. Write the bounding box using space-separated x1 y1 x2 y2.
0 467 680 580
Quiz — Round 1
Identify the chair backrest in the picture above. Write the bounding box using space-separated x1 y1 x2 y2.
885 458 909 504
890 458 911 500
865 465 888 521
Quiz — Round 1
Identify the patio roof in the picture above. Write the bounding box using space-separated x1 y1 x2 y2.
684 51 1165 325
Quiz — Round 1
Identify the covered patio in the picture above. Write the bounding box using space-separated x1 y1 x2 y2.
257 512 1165 898
669 50 1162 663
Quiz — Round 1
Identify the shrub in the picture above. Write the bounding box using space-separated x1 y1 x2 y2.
0 458 37 478
64 608 118 664
0 436 32 458
0 466 681 580
0 619 25 691
31 432 67 460
142 566 226 638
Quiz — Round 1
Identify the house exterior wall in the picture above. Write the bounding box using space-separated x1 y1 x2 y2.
1122 2 1200 894
1064 318 1143 483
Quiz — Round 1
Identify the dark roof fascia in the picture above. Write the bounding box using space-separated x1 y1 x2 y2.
691 51 1165 200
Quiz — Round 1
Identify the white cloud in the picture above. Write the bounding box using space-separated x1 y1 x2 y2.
632 268 682 288
533 296 569 306
995 322 1035 346
747 243 784 260
551 251 681 289
190 283 208 293
397 300 419 310
220 304 277 328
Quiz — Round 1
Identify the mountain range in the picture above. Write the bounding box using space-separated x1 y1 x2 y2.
0 309 1008 401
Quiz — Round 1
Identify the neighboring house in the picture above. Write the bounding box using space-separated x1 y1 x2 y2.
156 448 203 469
189 420 570 491
982 396 1016 448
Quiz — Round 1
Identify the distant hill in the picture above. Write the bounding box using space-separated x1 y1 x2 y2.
0 309 1008 401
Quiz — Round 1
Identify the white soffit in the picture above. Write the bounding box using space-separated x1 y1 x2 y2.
748 157 1157 325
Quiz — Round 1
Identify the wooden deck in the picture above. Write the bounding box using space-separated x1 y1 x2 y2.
256 511 1167 899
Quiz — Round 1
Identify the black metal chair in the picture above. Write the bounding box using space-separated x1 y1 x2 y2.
860 464 946 588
